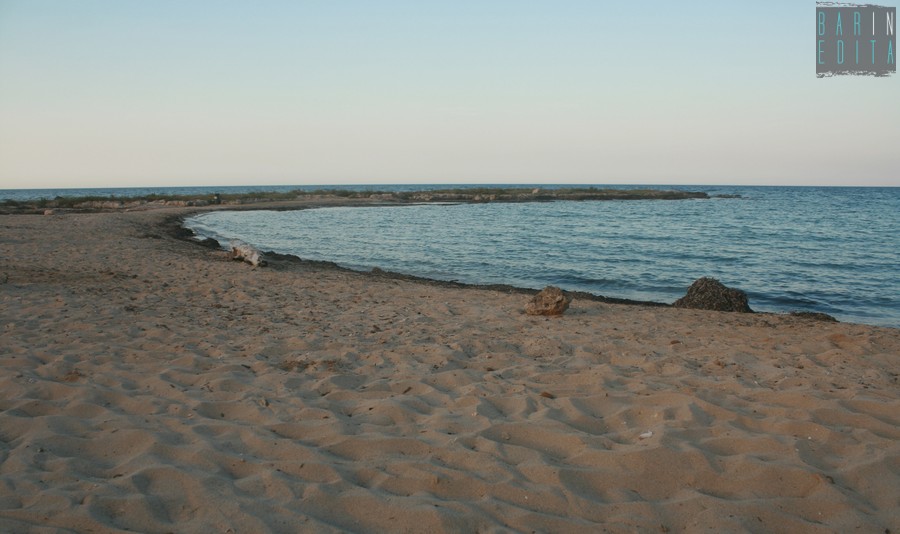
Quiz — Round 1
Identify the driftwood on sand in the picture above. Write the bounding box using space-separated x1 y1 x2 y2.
230 240 266 267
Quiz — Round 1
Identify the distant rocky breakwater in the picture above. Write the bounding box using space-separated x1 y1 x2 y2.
392 188 711 203
1 187 717 214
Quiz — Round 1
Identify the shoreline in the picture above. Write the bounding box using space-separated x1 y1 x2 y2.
164 208 674 311
173 201 870 326
1 206 898 532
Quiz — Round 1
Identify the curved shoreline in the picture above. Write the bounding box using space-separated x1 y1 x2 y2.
170 200 862 324
166 207 674 311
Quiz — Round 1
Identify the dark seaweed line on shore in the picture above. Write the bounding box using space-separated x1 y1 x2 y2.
165 204 839 325
163 209 671 309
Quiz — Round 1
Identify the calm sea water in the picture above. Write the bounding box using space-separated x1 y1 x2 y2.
177 186 900 328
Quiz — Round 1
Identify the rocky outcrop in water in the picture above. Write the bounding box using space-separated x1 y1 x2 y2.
1 187 709 214
525 286 572 316
673 277 752 313
403 188 708 203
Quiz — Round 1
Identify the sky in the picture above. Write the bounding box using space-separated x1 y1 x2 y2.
0 0 897 189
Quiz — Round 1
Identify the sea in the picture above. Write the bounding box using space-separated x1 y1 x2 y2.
4 184 898 328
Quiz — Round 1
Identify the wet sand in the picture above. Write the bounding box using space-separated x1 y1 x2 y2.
1 204 898 533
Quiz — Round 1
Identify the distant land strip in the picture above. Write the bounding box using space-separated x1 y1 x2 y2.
0 187 726 214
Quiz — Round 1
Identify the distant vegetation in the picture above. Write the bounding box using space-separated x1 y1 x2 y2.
1 187 709 213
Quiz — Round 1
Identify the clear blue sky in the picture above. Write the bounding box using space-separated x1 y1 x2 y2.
0 0 897 188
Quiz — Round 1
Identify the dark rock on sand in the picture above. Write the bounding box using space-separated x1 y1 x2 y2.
790 311 838 322
525 286 572 316
673 277 753 313
198 237 221 249
172 226 196 239
264 251 302 262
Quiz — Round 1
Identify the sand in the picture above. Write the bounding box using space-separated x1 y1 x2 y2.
1 204 898 533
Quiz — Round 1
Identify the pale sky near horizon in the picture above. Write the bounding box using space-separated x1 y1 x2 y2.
0 0 897 189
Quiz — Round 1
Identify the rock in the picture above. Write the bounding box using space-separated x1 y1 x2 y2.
172 227 195 239
43 209 56 216
789 311 838 322
264 251 302 262
525 286 572 316
198 237 221 249
673 277 752 313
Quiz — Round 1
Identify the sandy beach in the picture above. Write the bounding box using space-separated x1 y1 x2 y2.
1 203 898 533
